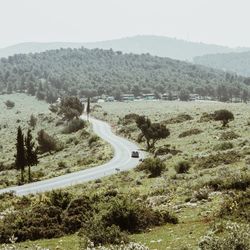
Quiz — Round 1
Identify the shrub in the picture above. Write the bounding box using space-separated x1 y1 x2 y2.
63 196 93 234
37 129 58 153
88 135 100 146
80 221 128 246
214 109 234 127
219 189 250 222
199 112 215 122
101 196 177 234
178 128 203 138
49 190 72 210
219 131 239 140
136 158 165 177
163 113 192 125
175 161 191 173
4 100 15 109
0 205 64 243
62 118 86 134
194 151 241 169
198 223 250 250
213 142 234 151
28 114 37 128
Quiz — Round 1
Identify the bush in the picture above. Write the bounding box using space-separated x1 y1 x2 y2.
136 158 165 177
219 189 250 222
62 118 86 134
198 223 250 250
37 129 58 153
101 196 177 234
49 190 72 210
175 161 191 173
194 151 241 169
28 114 37 128
80 221 128 246
199 112 215 122
178 128 203 138
88 135 100 146
163 113 192 125
219 131 239 140
213 142 234 151
0 205 64 243
4 100 15 109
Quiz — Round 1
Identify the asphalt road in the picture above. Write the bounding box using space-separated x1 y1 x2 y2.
0 116 144 196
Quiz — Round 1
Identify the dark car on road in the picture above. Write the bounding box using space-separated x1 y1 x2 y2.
131 151 139 158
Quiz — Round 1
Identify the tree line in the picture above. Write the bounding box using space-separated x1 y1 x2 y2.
0 47 249 102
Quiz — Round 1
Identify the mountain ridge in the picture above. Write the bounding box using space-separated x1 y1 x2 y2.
1 35 250 61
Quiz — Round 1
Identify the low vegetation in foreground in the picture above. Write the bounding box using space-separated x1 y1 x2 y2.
0 99 250 249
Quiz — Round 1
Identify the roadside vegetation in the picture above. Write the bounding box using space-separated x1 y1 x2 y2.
0 94 112 188
0 99 249 249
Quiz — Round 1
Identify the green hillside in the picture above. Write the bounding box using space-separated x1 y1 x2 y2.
0 47 249 102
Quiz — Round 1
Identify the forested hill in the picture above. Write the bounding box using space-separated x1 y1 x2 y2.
0 47 249 102
194 51 250 77
1 36 249 61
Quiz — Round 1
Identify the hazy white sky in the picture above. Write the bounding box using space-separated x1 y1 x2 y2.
0 0 249 48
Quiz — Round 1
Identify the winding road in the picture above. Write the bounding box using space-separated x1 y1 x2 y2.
0 116 144 196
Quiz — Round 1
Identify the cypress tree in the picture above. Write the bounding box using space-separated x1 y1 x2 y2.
15 126 26 183
25 129 39 182
87 97 90 120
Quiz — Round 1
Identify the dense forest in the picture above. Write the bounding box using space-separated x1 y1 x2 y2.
194 51 250 77
0 47 249 102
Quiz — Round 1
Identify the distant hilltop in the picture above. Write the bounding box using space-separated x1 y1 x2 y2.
1 35 249 61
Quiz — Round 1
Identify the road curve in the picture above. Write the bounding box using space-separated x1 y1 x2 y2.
0 115 144 196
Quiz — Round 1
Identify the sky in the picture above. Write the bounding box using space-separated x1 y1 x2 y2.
0 0 249 48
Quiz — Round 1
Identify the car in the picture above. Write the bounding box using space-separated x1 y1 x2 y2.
131 151 139 158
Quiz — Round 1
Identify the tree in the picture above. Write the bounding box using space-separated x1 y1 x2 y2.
214 109 234 127
86 97 90 120
136 116 170 150
15 126 26 183
25 129 39 182
58 96 84 121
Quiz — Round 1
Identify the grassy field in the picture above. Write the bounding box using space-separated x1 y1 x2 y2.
1 99 249 250
0 94 113 188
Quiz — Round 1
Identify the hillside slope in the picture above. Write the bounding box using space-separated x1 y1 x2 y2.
1 36 249 61
194 51 250 77
0 47 248 101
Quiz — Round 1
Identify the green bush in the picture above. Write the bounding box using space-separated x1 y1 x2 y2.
49 190 72 210
175 161 191 173
80 220 128 245
101 196 177 234
198 223 250 250
136 158 165 177
88 135 100 146
213 142 234 151
4 100 15 109
178 128 203 138
62 118 86 134
37 129 59 153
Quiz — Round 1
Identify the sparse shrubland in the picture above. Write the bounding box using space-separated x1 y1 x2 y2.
1 98 250 249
